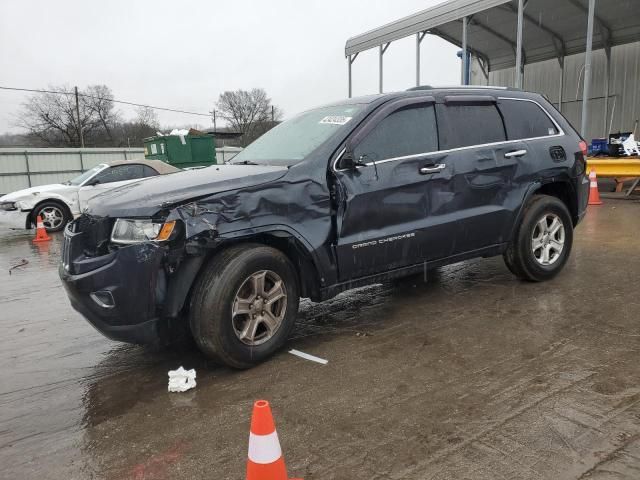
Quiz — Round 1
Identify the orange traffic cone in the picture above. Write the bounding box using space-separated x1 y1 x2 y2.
246 400 301 480
588 170 603 206
33 215 51 243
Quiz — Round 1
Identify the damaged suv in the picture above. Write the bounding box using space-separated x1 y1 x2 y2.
60 87 589 368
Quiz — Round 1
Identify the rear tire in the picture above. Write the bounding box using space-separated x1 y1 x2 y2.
503 194 573 282
189 244 299 369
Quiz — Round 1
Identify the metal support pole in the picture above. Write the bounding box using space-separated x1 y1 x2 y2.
515 0 524 88
416 33 421 87
603 46 611 136
581 0 595 138
379 45 384 93
74 86 84 148
558 57 564 112
24 151 31 187
347 53 358 98
348 56 352 98
461 17 468 85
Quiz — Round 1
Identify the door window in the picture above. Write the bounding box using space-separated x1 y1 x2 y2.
142 165 160 177
93 164 145 184
440 104 506 149
354 104 438 162
498 99 559 140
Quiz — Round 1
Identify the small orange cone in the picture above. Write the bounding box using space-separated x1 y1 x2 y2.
246 400 301 480
588 170 603 206
33 215 51 242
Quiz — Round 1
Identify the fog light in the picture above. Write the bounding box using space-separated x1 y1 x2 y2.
90 291 115 309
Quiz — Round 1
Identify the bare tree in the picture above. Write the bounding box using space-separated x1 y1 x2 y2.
16 84 119 147
215 88 282 146
84 85 120 143
135 106 160 130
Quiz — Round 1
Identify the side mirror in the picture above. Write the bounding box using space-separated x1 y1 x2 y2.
87 179 100 186
339 145 368 170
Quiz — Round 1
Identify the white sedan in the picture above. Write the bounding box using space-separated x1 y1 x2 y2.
0 160 179 232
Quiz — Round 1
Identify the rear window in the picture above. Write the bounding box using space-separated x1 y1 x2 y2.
440 104 506 149
499 99 559 140
354 104 438 161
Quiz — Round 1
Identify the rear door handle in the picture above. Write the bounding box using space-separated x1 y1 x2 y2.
419 164 446 174
505 149 527 158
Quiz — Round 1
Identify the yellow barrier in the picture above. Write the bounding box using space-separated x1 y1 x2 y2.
586 157 640 178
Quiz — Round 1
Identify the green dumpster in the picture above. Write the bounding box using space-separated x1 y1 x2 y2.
144 131 217 169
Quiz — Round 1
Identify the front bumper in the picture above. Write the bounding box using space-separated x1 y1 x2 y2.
59 225 169 345
0 209 29 230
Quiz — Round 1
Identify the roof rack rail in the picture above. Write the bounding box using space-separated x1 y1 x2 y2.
407 85 522 92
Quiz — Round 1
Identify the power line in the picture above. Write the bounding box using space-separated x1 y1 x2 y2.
0 85 212 118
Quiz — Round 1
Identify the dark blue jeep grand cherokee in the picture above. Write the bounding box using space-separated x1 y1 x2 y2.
60 87 589 368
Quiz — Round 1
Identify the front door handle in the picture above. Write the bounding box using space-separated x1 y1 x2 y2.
419 164 446 174
505 149 527 158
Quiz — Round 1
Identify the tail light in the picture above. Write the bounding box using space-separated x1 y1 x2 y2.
579 140 588 157
576 140 588 175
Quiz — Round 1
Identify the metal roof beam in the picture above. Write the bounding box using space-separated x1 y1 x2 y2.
467 16 524 63
429 27 493 71
499 3 566 57
566 0 612 46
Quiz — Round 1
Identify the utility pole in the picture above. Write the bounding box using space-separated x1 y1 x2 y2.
271 105 274 123
74 86 84 148
212 110 217 131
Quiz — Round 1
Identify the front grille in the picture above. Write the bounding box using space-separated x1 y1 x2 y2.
69 214 113 257
63 214 117 275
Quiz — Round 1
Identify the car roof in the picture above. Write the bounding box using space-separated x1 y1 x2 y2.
104 159 180 175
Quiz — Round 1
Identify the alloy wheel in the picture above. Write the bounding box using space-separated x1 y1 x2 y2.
531 213 565 266
232 270 287 346
39 206 64 230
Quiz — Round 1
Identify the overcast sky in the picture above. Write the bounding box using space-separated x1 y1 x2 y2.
0 0 461 133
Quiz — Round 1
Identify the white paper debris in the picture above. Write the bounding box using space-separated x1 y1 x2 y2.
319 115 352 125
289 349 328 365
168 366 197 392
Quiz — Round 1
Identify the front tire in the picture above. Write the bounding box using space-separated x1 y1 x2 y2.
33 201 70 232
504 194 573 282
189 244 299 369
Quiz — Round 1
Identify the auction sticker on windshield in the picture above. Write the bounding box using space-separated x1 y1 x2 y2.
320 116 352 125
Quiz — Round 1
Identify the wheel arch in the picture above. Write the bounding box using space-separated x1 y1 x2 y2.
510 180 578 242
28 197 73 228
214 231 323 301
167 228 323 320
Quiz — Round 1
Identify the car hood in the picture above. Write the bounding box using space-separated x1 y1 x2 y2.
86 164 289 217
0 184 77 203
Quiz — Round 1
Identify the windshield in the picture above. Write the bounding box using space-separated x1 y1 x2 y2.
66 165 104 186
231 104 363 166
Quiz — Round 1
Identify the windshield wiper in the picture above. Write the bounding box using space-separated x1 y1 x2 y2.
231 160 260 165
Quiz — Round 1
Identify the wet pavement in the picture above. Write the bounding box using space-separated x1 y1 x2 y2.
1 198 639 480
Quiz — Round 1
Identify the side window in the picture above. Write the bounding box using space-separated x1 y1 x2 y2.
93 164 144 184
440 104 506 150
142 165 159 177
498 99 559 140
354 104 438 162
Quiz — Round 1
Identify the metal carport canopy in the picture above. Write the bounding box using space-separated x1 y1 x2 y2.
345 0 640 72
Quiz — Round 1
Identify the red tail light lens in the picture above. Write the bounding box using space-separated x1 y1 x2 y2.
579 140 588 157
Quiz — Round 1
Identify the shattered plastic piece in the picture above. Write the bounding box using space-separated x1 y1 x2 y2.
289 349 328 365
168 367 196 392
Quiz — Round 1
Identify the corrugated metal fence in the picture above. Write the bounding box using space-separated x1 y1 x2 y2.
0 147 243 195
0 148 144 195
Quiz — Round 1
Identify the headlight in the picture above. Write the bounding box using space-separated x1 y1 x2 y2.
110 219 176 244
0 202 17 211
